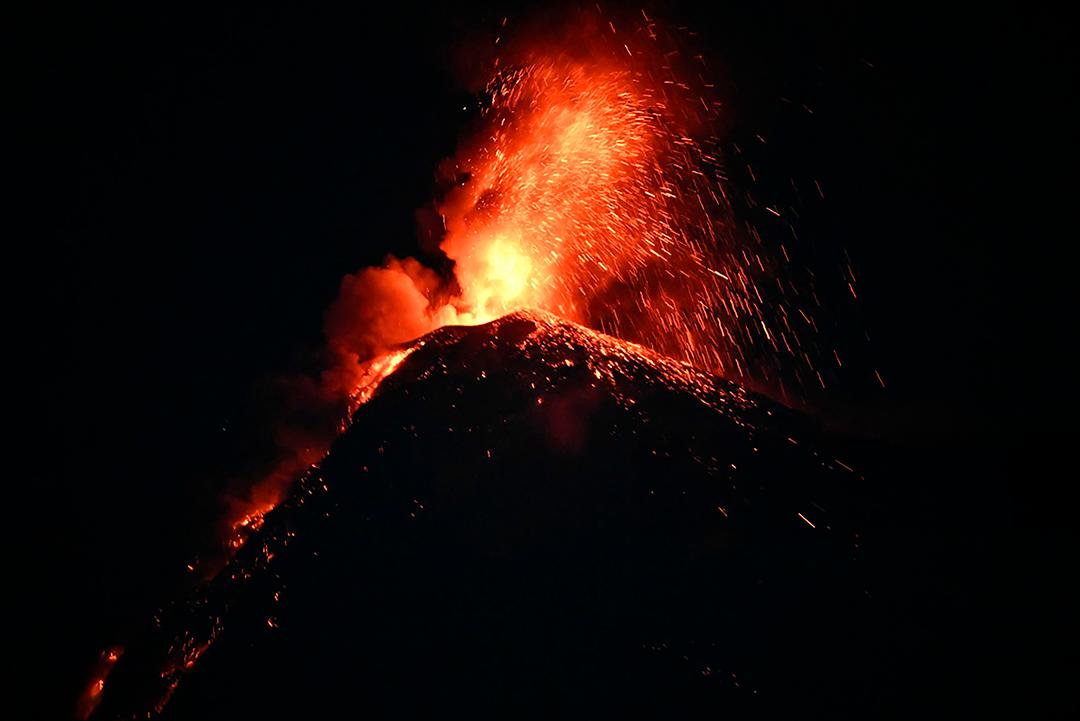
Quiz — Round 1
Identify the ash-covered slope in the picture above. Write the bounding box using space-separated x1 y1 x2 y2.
93 311 911 719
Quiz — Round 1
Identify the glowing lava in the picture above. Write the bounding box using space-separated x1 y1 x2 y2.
334 9 818 393
76 646 123 720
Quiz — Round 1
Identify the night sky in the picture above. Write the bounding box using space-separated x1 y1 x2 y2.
26 2 1076 717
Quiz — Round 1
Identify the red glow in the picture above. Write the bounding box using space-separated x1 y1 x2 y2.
227 504 274 550
75 646 123 720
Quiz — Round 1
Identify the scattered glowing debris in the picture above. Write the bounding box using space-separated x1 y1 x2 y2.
75 646 123 720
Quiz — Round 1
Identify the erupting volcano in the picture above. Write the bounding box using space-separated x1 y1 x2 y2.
82 10 858 720
50 2 1067 718
211 9 831 542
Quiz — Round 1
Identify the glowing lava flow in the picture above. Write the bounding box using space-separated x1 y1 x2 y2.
347 346 418 417
76 347 413 720
75 647 123 720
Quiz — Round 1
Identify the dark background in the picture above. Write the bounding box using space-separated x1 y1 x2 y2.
25 1 1076 717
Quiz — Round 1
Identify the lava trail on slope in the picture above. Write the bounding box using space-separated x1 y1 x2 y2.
90 311 901 719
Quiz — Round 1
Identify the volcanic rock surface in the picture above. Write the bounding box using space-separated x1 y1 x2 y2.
92 311 943 719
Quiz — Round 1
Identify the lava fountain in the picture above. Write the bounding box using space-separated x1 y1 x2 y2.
334 10 814 383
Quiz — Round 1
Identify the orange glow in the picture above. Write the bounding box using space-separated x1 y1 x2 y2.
75 646 123 720
438 54 667 329
347 346 418 415
461 233 534 317
228 505 274 550
364 9 819 389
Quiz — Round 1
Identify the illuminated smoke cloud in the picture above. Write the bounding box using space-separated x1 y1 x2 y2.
323 257 453 391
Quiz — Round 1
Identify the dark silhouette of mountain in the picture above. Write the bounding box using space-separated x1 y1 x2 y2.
89 311 1038 719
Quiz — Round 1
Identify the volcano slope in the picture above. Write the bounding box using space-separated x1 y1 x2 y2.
91 310 989 719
